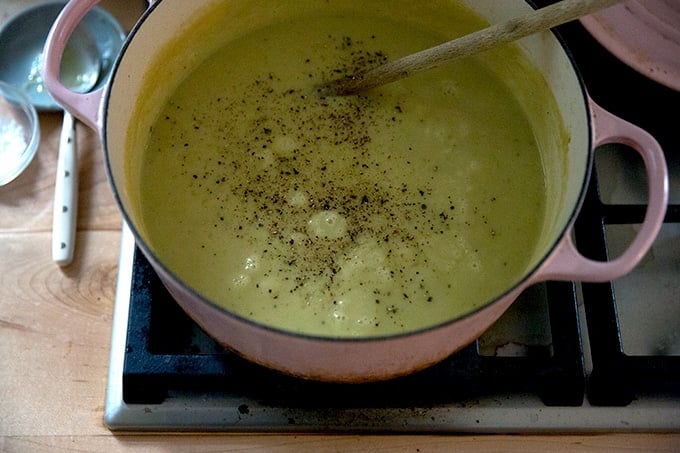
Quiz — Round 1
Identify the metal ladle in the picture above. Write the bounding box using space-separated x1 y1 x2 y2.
0 3 124 266
44 25 100 266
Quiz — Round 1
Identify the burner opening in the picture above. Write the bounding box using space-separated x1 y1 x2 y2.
594 144 647 205
479 284 553 358
605 223 680 357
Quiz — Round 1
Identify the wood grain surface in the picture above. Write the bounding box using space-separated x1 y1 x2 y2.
1 1 678 451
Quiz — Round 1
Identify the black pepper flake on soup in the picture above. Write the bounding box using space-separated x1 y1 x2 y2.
163 32 475 318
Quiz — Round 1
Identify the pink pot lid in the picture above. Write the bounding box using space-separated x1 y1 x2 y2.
580 0 680 92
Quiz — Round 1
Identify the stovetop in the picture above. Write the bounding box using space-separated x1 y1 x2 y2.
104 11 680 432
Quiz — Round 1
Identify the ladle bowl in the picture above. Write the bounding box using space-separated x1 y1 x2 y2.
0 1 125 111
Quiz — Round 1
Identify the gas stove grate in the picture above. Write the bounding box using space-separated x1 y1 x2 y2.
575 169 680 406
122 250 585 407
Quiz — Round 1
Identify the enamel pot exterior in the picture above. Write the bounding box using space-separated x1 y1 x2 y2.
43 0 668 382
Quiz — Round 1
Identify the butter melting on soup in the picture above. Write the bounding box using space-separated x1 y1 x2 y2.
137 12 546 337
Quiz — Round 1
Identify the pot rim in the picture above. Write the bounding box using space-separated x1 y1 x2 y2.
102 0 593 343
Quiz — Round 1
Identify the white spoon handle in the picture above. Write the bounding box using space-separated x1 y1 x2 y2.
52 111 78 266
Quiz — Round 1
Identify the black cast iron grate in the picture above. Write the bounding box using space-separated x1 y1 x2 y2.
575 169 680 406
546 8 680 406
122 248 585 406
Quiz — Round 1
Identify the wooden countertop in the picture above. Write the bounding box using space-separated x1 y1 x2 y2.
1 1 678 451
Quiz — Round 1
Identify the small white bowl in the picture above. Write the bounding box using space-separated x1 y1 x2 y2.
0 80 40 186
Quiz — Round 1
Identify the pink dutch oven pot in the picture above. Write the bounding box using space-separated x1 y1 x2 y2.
43 0 668 382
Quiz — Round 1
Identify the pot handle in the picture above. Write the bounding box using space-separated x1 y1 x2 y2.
534 98 668 283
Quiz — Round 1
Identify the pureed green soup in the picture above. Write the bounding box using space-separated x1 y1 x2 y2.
132 1 556 337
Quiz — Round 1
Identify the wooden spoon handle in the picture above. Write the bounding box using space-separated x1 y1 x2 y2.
322 0 623 96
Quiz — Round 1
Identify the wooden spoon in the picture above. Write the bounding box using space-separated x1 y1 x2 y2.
320 0 623 96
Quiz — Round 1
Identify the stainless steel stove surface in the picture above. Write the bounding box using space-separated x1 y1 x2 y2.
104 11 680 432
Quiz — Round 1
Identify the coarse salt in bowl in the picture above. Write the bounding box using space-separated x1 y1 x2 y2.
0 80 40 186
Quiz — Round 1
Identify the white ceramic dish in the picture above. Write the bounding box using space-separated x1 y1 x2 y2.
0 81 39 186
